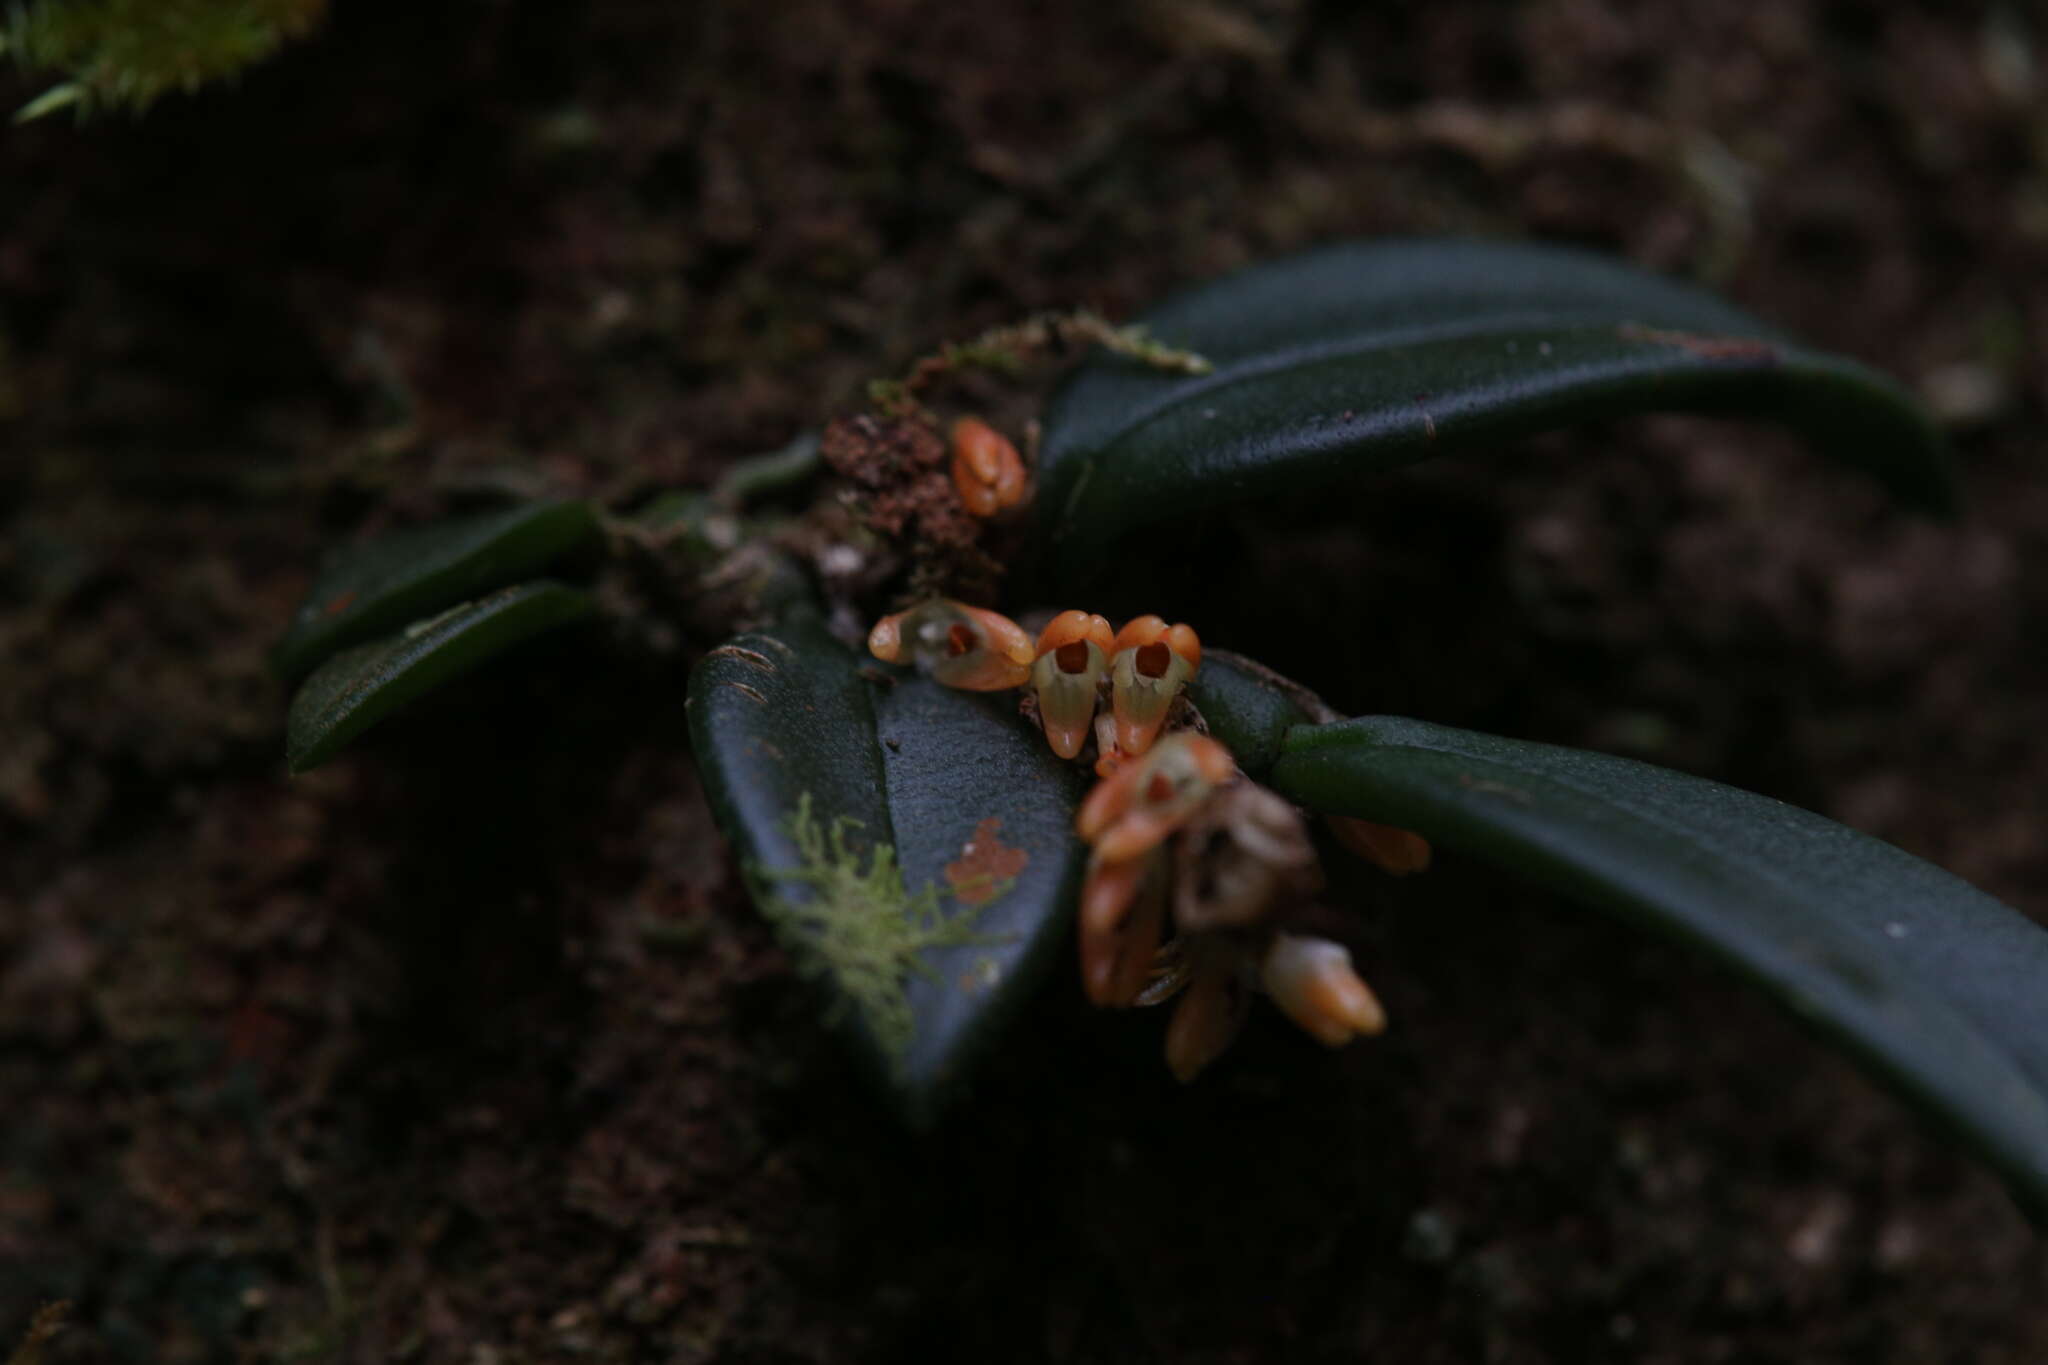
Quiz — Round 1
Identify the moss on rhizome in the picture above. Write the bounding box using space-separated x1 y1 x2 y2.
756 793 1010 1070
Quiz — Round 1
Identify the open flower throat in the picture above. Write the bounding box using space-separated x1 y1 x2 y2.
869 598 1425 1081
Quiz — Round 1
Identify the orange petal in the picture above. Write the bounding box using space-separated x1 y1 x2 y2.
952 456 1001 517
1164 956 1250 1082
1113 614 1168 653
1261 933 1386 1046
1079 733 1236 857
1075 756 1144 844
1112 616 1198 669
1035 610 1115 656
1327 816 1433 876
950 417 1028 517
1109 644 1194 757
1032 644 1106 760
1078 849 1166 1007
952 416 1008 482
1093 807 1180 864
867 612 905 663
879 599 1034 691
992 448 1029 509
962 605 1035 667
941 653 1034 690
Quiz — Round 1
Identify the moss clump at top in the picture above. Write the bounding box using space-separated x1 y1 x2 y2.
4 0 326 118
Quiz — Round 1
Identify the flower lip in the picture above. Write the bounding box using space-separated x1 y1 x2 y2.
1108 617 1202 758
1030 610 1115 760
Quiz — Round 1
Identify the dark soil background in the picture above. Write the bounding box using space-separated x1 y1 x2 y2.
5 1 2048 1360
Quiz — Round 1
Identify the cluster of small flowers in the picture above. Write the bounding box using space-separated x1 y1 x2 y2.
868 597 1417 1081
868 599 1197 774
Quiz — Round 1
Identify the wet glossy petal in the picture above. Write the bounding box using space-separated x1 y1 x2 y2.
1261 932 1386 1046
1079 847 1169 1007
1077 733 1236 863
951 416 1029 518
1110 617 1201 757
870 598 1034 691
1032 611 1115 760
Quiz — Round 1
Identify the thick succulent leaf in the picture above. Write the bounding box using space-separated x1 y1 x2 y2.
272 500 599 680
1039 240 1952 576
1270 715 2048 1219
688 617 1091 1125
286 581 594 773
1186 648 1328 780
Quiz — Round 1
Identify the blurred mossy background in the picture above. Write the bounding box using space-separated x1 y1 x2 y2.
3 0 325 118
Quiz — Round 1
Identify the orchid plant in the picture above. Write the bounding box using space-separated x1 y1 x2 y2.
274 239 2048 1222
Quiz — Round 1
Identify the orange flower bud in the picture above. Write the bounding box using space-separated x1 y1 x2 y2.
866 598 1033 691
1109 616 1201 758
950 416 1028 518
1031 610 1114 760
1261 933 1386 1046
1164 953 1251 1083
1077 846 1168 1007
1326 816 1433 876
1075 732 1235 863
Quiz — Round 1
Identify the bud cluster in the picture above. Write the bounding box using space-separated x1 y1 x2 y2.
868 597 1417 1080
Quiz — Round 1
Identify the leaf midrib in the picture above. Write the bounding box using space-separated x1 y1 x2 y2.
1048 308 1799 474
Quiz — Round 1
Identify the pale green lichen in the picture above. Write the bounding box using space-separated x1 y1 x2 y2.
757 794 1008 1066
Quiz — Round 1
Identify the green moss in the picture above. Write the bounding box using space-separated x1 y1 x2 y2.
758 794 1003 1066
4 0 327 118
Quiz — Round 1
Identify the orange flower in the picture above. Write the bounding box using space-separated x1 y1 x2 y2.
950 416 1028 517
1075 732 1235 864
1261 933 1386 1046
1030 610 1114 760
867 598 1033 691
1077 846 1169 1007
1108 615 1201 759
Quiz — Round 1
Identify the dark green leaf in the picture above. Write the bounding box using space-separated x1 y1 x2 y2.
1270 715 2048 1219
1039 240 1952 577
1185 648 1328 780
688 617 1091 1125
272 500 599 680
286 581 595 773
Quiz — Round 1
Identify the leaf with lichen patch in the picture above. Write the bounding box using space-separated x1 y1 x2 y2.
689 615 1089 1125
758 794 1003 1068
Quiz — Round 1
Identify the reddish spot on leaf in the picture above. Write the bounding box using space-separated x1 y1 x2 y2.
945 817 1028 905
322 590 358 617
1616 323 1778 363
